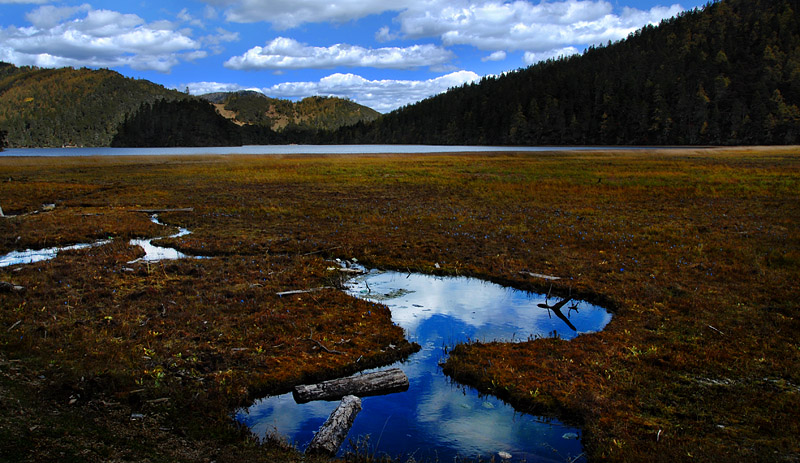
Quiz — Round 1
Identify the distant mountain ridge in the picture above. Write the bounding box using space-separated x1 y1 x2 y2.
198 91 380 132
0 63 379 148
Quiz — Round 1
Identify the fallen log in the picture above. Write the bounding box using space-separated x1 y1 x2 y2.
305 395 362 456
276 286 332 297
293 368 409 404
519 271 561 281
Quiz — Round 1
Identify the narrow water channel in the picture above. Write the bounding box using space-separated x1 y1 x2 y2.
0 214 195 267
238 269 611 462
128 215 196 263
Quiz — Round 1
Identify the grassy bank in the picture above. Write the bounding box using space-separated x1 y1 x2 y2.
0 147 798 461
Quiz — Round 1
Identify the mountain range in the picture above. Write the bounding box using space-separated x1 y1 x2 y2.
1 0 799 148
0 64 379 148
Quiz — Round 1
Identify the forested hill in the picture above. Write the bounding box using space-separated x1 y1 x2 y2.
0 63 188 147
200 91 380 132
335 0 800 146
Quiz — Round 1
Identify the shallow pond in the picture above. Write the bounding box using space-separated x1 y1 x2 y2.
238 269 611 462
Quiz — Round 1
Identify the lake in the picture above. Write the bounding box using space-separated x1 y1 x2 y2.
1 144 637 157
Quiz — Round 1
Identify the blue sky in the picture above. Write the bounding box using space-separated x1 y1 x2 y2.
0 0 706 112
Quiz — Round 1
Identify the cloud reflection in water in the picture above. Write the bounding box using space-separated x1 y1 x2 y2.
239 270 610 462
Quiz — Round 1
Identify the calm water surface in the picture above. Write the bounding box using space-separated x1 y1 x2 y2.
2 144 628 157
238 269 611 462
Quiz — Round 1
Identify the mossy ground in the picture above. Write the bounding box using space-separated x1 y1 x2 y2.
0 148 798 462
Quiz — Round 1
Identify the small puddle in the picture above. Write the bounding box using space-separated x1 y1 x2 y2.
238 269 611 462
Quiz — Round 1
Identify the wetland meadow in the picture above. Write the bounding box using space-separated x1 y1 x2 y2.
0 147 798 462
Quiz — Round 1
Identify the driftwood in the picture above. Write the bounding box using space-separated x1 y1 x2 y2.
0 282 24 293
305 395 362 456
537 297 577 331
276 286 332 297
519 271 561 281
293 368 409 404
337 267 365 275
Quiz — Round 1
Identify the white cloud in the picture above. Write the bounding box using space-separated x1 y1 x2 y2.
523 46 579 64
394 0 684 53
184 81 263 94
0 6 203 72
224 37 453 70
266 70 480 112
201 0 416 29
375 26 399 43
184 70 480 113
482 50 506 62
24 4 91 28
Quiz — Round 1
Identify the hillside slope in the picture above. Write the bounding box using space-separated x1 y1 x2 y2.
200 91 380 132
336 0 800 145
0 63 188 148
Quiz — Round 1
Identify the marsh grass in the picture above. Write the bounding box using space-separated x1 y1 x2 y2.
0 147 798 461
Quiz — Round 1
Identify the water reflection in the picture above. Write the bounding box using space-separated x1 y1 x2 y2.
0 214 197 267
239 270 610 461
0 241 111 267
128 215 198 263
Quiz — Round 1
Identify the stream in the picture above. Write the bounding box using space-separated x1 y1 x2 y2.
238 269 611 462
0 214 198 267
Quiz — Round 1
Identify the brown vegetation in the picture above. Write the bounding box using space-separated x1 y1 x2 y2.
0 147 798 461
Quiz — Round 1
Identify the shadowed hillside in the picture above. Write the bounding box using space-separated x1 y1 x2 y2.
0 63 188 148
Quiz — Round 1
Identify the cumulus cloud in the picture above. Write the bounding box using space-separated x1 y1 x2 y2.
201 0 415 29
184 70 480 113
267 71 480 112
224 37 453 71
394 0 684 53
0 6 203 72
482 50 506 62
523 46 579 64
184 81 263 94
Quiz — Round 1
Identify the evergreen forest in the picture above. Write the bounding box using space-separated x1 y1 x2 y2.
0 63 188 147
334 0 800 145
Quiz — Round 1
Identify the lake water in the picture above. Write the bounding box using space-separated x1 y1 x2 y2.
1 144 624 157
238 269 611 462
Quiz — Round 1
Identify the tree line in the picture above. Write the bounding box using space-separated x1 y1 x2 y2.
332 0 799 146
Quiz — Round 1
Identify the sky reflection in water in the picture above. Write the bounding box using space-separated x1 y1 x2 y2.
239 270 611 462
0 214 196 267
